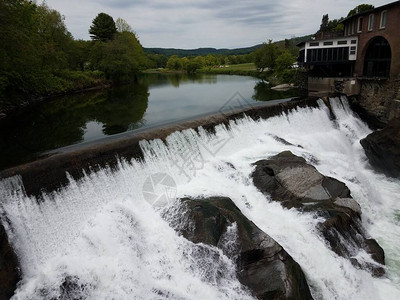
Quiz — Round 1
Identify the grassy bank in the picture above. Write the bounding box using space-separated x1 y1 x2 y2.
145 63 267 77
198 63 263 77
0 70 109 117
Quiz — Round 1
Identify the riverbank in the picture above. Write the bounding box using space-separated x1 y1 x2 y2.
0 71 110 120
144 63 268 78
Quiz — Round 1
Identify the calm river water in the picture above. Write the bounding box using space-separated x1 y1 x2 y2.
0 73 299 169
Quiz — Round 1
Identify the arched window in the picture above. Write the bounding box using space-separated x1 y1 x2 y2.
363 36 391 77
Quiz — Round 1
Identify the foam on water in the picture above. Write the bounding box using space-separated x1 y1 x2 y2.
1 97 400 299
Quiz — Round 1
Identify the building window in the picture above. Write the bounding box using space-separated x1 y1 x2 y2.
338 40 347 45
368 14 374 31
380 11 387 29
310 42 319 46
351 40 357 44
358 17 363 32
323 41 333 46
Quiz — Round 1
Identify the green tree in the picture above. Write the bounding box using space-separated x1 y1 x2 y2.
0 0 81 106
185 60 201 74
67 40 91 71
166 55 183 70
347 4 374 17
254 40 278 72
89 13 116 41
319 14 329 32
317 15 344 34
146 54 168 68
275 51 296 73
91 31 146 82
36 3 73 72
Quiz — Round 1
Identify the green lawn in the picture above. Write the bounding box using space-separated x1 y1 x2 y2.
224 63 256 70
198 63 261 76
200 63 256 72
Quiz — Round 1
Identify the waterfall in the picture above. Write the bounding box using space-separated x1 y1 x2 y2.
1 97 399 299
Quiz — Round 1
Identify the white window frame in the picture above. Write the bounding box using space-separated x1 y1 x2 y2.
368 14 374 31
380 10 387 29
357 17 363 32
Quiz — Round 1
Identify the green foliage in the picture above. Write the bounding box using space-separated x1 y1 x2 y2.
317 14 345 33
90 31 146 82
347 4 374 17
166 55 183 70
146 54 168 68
89 13 117 41
67 40 91 71
144 45 261 57
320 14 330 32
185 61 201 74
275 51 296 73
254 40 278 72
0 0 78 107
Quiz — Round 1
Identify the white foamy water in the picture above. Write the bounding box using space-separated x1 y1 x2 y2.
1 97 400 299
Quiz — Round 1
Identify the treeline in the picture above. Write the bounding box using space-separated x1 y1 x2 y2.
163 54 254 73
144 45 262 57
0 0 147 111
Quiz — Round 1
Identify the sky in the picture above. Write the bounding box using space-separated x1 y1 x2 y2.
46 0 390 49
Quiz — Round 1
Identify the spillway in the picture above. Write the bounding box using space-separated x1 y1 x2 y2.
1 97 399 299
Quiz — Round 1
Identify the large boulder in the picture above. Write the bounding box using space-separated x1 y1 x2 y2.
252 151 385 276
360 118 400 177
164 197 313 300
0 223 20 300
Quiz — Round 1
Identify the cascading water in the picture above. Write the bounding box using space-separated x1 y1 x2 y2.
1 97 399 299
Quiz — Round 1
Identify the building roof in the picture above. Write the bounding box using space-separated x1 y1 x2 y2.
340 1 400 23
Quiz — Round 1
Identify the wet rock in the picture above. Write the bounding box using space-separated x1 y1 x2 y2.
167 197 313 300
0 223 20 300
251 151 385 276
360 118 400 177
271 84 295 91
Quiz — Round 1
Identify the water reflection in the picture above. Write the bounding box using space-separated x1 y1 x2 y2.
0 74 300 170
252 80 300 101
0 83 149 169
139 73 218 88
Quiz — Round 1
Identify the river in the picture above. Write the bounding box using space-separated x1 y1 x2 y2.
0 73 299 170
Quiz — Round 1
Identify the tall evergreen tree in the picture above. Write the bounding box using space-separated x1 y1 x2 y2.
319 14 329 32
89 13 116 41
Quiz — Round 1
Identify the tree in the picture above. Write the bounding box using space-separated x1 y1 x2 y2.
0 0 79 105
185 60 201 74
316 15 344 34
90 31 146 82
89 13 116 41
166 55 183 70
347 4 374 17
254 40 278 72
319 14 329 32
115 17 133 33
275 51 296 73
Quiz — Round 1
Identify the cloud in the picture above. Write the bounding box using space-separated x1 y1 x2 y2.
46 0 390 48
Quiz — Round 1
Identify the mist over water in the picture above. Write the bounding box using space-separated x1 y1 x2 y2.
1 97 400 299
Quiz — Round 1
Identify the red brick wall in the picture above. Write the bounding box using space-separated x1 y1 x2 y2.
348 5 400 78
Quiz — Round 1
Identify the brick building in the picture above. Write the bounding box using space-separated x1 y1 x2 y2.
298 1 400 79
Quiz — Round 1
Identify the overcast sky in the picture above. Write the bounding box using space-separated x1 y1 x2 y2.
46 0 389 49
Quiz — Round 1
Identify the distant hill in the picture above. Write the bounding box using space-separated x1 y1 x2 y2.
143 45 262 57
143 35 313 57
